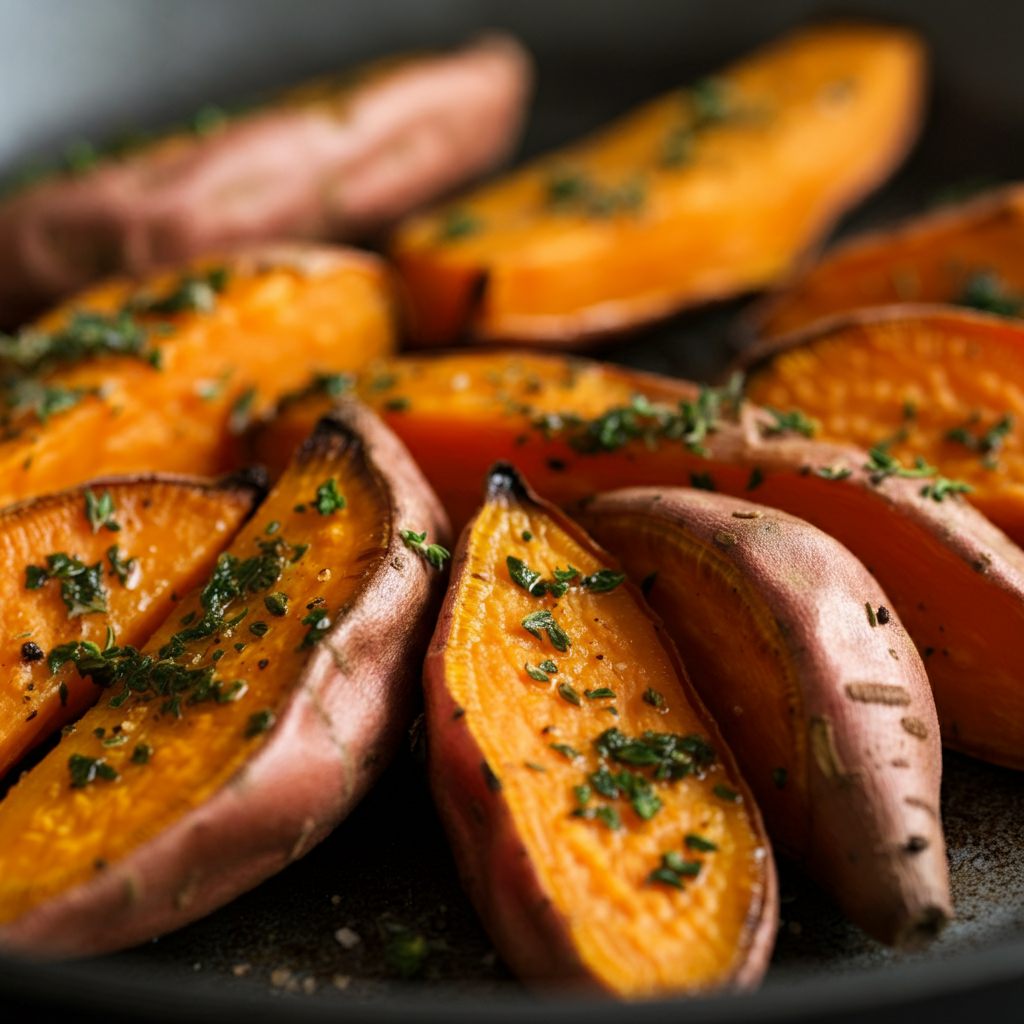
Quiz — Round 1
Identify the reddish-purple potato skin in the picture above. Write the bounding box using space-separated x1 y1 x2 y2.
576 487 952 949
0 399 450 958
0 34 532 326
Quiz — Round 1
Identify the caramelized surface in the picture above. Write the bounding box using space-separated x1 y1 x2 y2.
445 487 768 996
392 23 923 344
0 248 394 507
0 430 388 923
0 478 256 777
256 350 1024 768
745 309 1024 544
755 186 1024 337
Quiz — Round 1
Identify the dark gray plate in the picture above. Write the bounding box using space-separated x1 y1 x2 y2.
1 2 1023 1020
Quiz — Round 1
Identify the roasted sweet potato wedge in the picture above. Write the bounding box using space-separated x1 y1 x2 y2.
0 34 532 326
390 22 925 346
751 184 1024 338
0 398 449 957
250 351 1024 769
741 306 1024 545
0 243 394 508
575 487 950 948
424 464 776 997
0 473 262 780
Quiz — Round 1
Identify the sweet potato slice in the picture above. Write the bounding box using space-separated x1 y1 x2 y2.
740 306 1024 545
390 22 925 347
424 464 776 997
751 184 1024 338
0 398 449 957
0 243 394 508
0 473 261 779
0 34 532 326
575 487 950 947
251 351 1024 769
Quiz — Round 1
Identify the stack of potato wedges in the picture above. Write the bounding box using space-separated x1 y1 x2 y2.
1 17 1021 1002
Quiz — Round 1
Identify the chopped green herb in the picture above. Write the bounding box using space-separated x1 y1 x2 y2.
546 170 645 218
864 448 937 484
522 530 533 541
713 784 740 802
245 709 275 738
131 743 151 765
85 489 119 533
662 850 701 876
212 649 225 662
507 556 546 596
131 266 228 316
574 784 592 807
945 412 1013 468
6 380 98 423
264 592 288 617
300 608 332 648
558 682 582 706
584 687 616 699
68 753 118 788
384 396 410 412
437 208 481 241
525 761 547 772
763 407 817 438
920 476 973 502
264 520 281 535
594 727 716 780
866 602 878 628
25 553 107 617
233 642 247 652
685 833 718 852
400 528 450 570
643 687 666 709
227 387 256 435
956 271 1023 317
580 569 626 593
314 478 346 515
521 609 571 652
107 544 137 586
772 767 788 789
595 806 622 830
813 465 852 481
549 742 580 760
649 866 684 888
524 662 550 682
249 620 269 637
539 659 558 673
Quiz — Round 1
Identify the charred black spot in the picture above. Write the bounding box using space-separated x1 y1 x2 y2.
451 706 465 720
546 458 567 472
20 642 44 663
485 462 531 504
905 835 929 854
877 606 891 624
481 760 502 793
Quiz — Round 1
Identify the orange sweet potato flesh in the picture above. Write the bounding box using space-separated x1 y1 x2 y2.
0 243 394 508
575 487 950 948
741 306 1024 546
751 184 1024 338
423 464 777 997
250 351 1024 769
0 35 532 327
0 473 261 780
0 398 449 956
390 22 925 347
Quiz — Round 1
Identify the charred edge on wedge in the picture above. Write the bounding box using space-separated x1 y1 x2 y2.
214 465 271 502
298 415 363 465
485 461 532 505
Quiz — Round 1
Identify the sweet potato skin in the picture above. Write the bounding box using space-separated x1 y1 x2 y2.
424 465 777 997
391 22 925 347
0 472 262 779
0 243 394 508
740 304 1024 546
0 35 532 327
575 487 950 948
251 351 1024 770
750 184 1024 339
0 398 449 957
